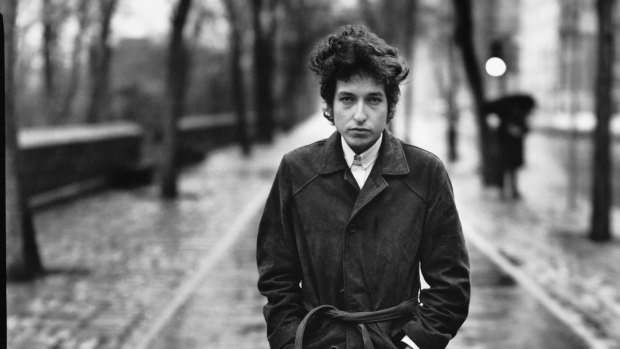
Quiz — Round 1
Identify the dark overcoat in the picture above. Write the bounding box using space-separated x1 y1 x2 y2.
257 130 470 349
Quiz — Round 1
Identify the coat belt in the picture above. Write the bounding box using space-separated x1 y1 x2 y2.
294 298 418 349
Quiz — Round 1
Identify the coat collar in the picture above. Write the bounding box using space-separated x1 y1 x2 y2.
318 130 410 176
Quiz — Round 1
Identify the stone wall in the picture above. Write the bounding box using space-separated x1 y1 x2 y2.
18 115 238 205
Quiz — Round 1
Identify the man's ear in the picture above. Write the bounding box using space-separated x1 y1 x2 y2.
323 104 335 124
321 100 331 114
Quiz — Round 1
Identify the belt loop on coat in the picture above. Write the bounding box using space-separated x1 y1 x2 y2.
294 299 418 349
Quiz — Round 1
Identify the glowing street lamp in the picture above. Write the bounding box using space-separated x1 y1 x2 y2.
485 57 507 77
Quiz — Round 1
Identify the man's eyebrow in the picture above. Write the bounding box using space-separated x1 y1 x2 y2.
336 91 384 96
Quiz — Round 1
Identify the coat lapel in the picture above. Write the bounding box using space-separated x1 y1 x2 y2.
318 131 348 174
349 164 389 220
318 130 410 221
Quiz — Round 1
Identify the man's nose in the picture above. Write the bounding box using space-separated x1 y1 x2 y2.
353 101 367 123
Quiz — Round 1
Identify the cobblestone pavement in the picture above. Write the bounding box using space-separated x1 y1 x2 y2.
6 112 620 349
6 114 332 349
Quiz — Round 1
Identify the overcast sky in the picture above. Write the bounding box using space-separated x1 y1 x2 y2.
114 0 173 40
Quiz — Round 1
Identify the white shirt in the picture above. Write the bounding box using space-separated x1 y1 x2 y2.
341 134 419 349
341 134 382 188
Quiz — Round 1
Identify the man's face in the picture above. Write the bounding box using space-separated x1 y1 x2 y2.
333 75 388 154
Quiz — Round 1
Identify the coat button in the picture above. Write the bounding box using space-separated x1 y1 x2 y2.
348 224 357 234
329 346 338 349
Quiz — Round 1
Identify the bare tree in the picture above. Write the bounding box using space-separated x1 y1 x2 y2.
427 2 461 161
252 0 278 143
400 0 418 143
42 0 73 124
4 3 45 281
590 0 617 242
42 0 59 123
559 0 581 208
59 0 90 121
86 0 118 123
433 42 461 161
276 0 331 130
160 0 193 198
224 0 251 155
452 0 493 183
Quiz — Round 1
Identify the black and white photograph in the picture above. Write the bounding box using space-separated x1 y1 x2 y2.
4 0 620 348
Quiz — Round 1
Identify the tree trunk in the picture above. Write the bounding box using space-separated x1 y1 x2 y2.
160 0 193 198
279 0 308 130
452 0 493 183
252 0 276 143
86 0 117 124
42 0 57 124
401 0 418 143
590 0 616 242
4 5 45 281
225 0 251 155
59 1 89 121
446 41 461 162
434 34 461 162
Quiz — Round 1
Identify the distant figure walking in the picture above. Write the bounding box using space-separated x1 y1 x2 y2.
486 94 536 200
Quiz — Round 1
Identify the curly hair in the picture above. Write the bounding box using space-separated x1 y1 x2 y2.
309 24 409 123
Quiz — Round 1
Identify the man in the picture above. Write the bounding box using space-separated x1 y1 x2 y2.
257 25 470 349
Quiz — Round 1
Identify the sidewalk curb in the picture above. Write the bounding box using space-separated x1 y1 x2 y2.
129 184 270 349
462 219 612 349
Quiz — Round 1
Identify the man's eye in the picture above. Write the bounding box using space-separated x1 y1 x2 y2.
340 97 354 103
367 97 383 104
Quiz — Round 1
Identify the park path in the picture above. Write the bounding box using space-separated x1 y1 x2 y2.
148 210 589 349
147 112 610 349
7 112 619 349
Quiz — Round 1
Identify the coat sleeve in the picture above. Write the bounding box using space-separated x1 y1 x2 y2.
257 156 304 349
401 159 471 349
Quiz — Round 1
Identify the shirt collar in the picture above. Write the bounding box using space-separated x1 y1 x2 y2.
318 130 409 176
341 134 383 170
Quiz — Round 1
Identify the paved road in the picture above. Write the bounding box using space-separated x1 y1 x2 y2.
449 243 588 349
149 211 589 349
150 211 267 349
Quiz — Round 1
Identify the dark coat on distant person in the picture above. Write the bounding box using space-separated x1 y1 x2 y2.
257 130 471 349
497 111 529 170
487 94 536 172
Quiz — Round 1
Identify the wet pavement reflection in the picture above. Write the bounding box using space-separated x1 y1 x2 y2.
449 243 588 349
9 115 614 348
150 212 268 349
150 212 589 349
